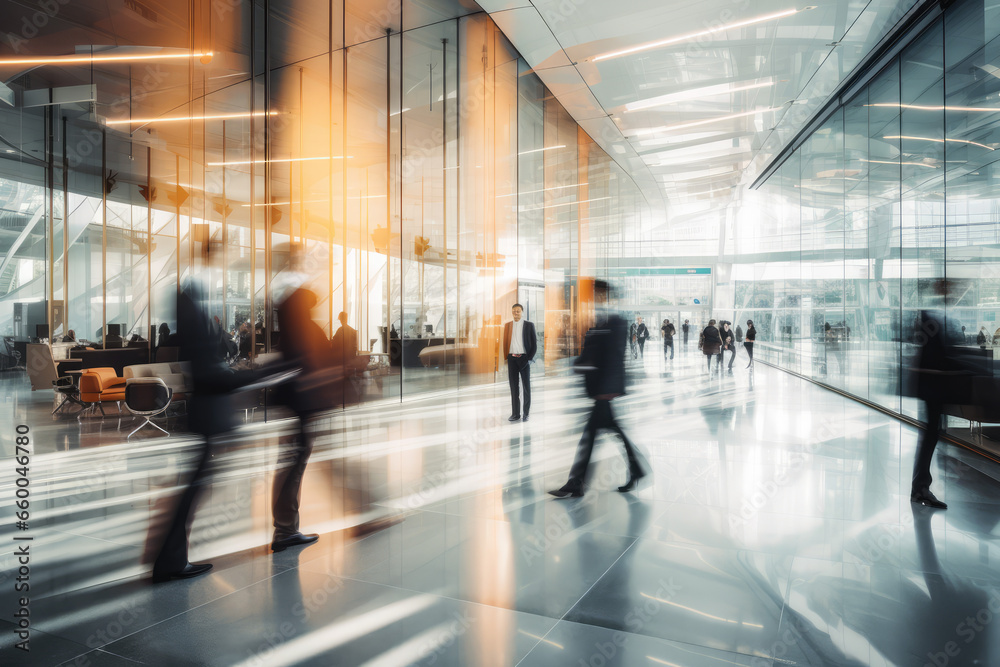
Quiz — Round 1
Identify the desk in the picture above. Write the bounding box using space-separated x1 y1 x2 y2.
55 358 83 375
392 337 456 368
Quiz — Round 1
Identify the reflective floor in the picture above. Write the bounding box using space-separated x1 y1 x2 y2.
2 344 1000 666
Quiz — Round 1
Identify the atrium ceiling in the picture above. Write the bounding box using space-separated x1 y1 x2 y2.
480 0 921 220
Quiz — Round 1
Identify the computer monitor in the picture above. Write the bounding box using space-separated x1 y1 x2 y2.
424 324 433 334
107 323 122 337
36 324 49 339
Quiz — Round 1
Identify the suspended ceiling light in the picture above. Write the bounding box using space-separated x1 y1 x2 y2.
625 81 773 112
627 107 783 136
883 135 994 150
208 156 354 166
0 51 214 66
591 8 805 62
106 111 278 126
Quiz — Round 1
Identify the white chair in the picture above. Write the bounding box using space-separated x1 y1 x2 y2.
124 377 172 439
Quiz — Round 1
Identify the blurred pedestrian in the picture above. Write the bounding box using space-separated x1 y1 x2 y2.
682 319 690 348
720 321 735 371
549 280 646 498
744 320 756 369
660 318 675 360
701 319 722 374
271 249 331 552
150 241 254 582
910 279 969 510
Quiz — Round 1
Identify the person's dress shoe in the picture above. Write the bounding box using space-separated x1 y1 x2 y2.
548 484 583 499
271 532 320 552
618 470 647 493
521 414 529 422
911 489 947 509
508 415 521 422
152 562 213 583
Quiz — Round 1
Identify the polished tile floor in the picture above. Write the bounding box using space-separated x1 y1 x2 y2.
2 345 1000 666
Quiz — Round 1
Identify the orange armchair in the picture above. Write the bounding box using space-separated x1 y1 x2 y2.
79 367 127 416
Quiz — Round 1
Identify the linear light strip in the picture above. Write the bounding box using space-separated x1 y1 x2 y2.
207 156 354 166
883 135 994 151
626 81 773 112
497 182 590 198
242 194 386 207
868 103 1000 112
860 158 936 169
517 145 566 155
593 9 800 62
106 111 278 126
627 107 782 136
521 196 611 211
0 51 214 66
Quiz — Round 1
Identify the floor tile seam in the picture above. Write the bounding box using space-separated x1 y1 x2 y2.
94 562 320 653
89 648 147 664
553 536 639 628
518 616 772 666
46 527 146 550
291 563 568 625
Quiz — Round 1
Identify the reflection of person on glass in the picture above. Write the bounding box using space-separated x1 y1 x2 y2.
549 281 646 498
504 303 536 422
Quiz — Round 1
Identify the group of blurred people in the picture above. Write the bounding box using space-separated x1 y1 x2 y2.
698 319 755 373
148 243 362 582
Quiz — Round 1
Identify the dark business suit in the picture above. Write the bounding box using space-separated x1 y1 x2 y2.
331 323 360 406
503 319 537 418
152 282 249 578
912 310 967 495
566 314 643 487
273 288 336 541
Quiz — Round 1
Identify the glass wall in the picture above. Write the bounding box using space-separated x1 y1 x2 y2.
732 0 1000 426
0 0 649 402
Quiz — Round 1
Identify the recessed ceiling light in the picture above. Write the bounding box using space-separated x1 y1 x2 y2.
625 81 773 112
592 8 805 62
0 51 213 66
106 111 278 126
626 107 783 136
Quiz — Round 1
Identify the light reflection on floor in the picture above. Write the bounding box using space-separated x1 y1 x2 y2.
1 347 999 666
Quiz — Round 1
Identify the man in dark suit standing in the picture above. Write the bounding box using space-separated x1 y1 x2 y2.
331 311 360 407
503 303 537 422
549 281 647 498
